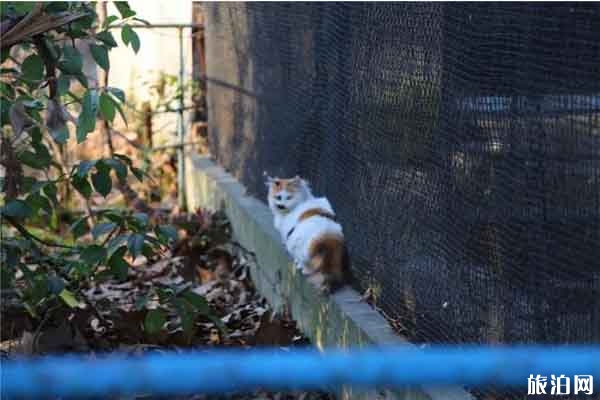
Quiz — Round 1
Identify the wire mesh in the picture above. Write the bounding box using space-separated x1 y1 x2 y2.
202 2 600 352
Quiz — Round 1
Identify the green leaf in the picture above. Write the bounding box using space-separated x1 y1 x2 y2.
13 3 35 14
114 2 136 19
20 142 52 170
132 212 149 228
174 298 196 339
99 92 115 122
21 54 44 81
127 233 144 260
181 290 210 314
72 175 92 198
43 182 58 206
104 158 127 181
44 2 69 13
107 87 125 102
58 46 83 75
121 25 140 53
25 192 51 215
1 199 32 218
89 44 110 71
105 90 127 125
76 73 88 88
144 309 165 335
107 246 129 281
0 82 14 98
113 153 132 166
131 166 144 182
47 275 65 295
107 238 128 259
96 31 118 48
1 265 14 290
102 15 119 29
76 89 99 143
50 124 68 144
91 222 117 240
135 294 149 311
18 151 46 169
57 74 71 96
77 160 96 178
80 245 107 266
156 224 178 244
70 216 89 239
1 47 10 64
91 161 112 197
59 289 79 308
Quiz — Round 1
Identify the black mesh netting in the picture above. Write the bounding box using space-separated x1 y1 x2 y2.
202 3 600 346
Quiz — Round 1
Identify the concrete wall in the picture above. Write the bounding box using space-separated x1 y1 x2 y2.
185 153 472 400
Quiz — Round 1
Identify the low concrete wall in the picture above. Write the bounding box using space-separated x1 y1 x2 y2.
185 154 472 400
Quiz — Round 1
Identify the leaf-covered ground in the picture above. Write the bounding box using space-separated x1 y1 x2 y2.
1 209 335 400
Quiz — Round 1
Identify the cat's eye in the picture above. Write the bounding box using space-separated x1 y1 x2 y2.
286 195 292 200
275 195 282 201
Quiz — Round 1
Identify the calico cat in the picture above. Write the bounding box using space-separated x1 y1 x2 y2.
266 176 349 293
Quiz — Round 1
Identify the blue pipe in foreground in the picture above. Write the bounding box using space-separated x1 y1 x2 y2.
2 346 599 398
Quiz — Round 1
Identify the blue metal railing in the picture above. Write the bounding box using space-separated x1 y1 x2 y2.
2 346 599 398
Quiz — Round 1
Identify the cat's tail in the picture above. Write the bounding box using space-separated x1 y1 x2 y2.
308 233 350 293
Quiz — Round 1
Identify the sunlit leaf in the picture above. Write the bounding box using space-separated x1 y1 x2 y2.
59 289 79 308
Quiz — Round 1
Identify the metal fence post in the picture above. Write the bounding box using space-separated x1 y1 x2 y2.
177 26 187 211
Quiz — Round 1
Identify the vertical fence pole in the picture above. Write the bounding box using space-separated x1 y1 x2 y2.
177 26 187 211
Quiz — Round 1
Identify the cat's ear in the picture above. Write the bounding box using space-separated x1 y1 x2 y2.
264 175 276 188
294 176 310 189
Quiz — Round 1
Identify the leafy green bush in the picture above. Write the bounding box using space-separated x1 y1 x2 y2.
0 2 178 322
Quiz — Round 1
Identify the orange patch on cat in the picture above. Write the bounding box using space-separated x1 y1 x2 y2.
298 208 335 222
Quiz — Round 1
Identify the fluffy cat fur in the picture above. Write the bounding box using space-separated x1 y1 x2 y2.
266 176 349 293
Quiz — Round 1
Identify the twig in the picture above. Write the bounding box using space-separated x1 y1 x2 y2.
4 216 76 249
32 304 60 353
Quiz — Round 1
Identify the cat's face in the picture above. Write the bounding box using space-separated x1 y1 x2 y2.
266 176 310 214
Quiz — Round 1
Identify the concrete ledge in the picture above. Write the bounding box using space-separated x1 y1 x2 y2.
185 154 473 400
